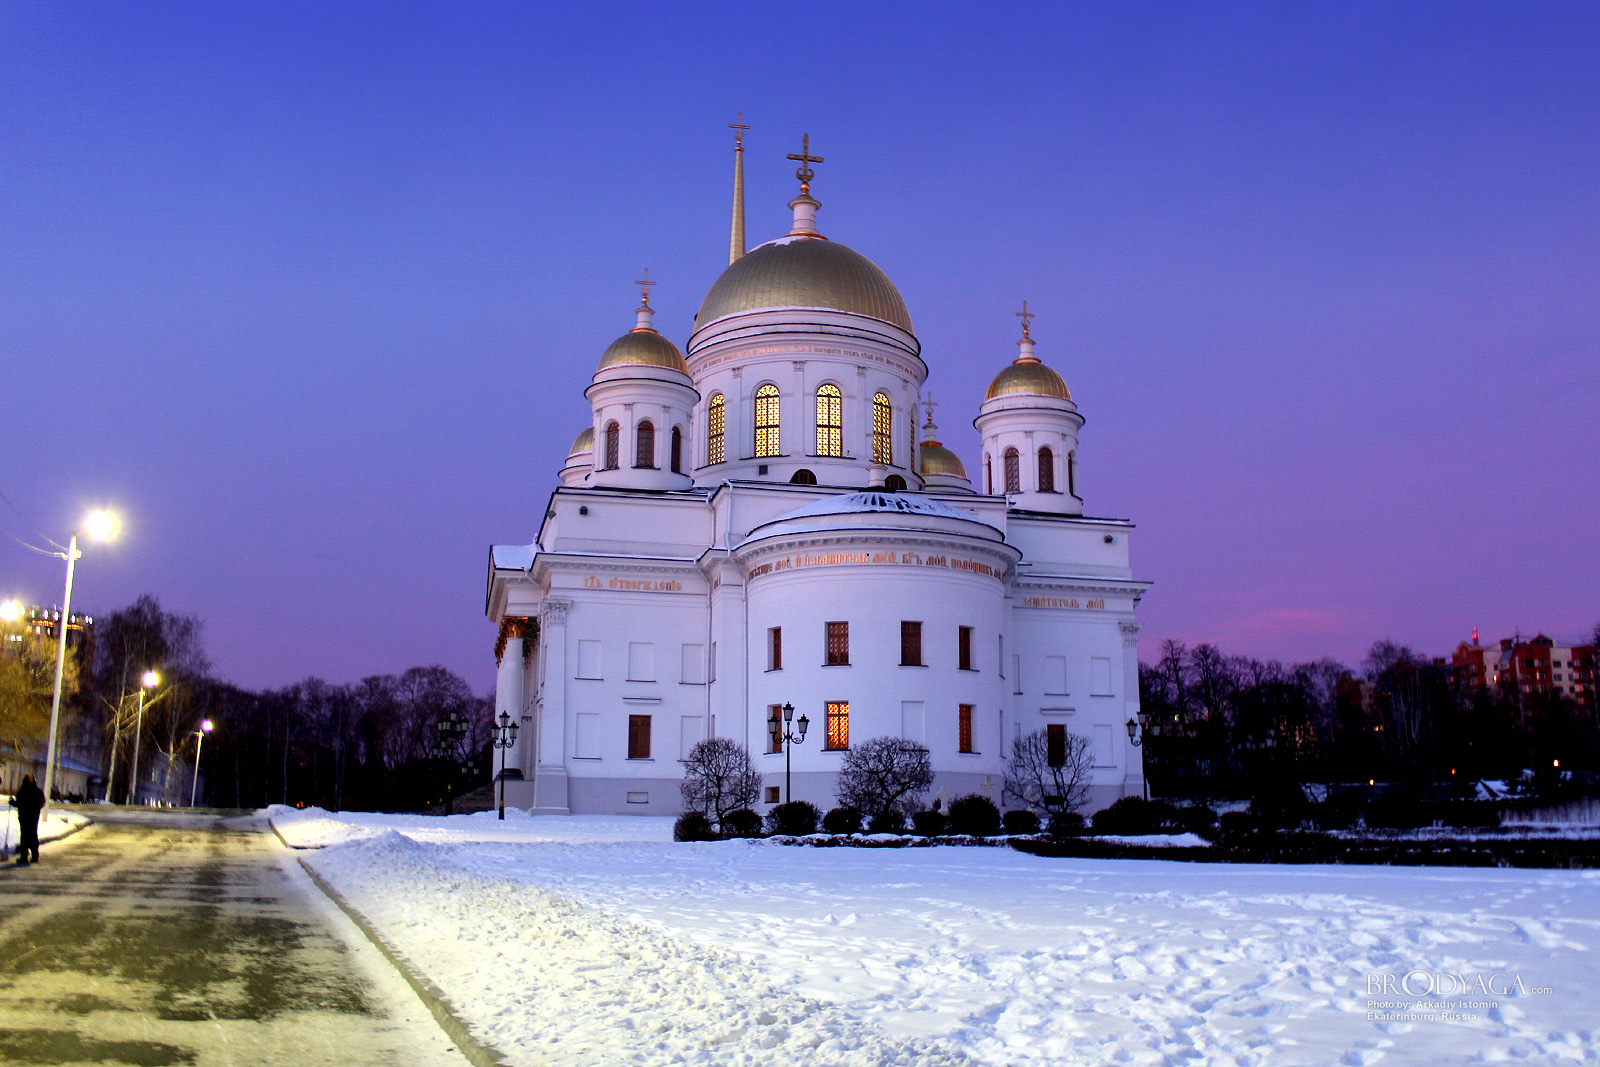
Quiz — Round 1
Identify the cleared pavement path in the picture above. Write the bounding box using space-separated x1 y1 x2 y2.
0 810 471 1067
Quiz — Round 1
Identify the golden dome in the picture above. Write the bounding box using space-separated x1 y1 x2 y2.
696 237 913 333
985 358 1071 401
569 427 594 455
919 441 967 479
597 329 689 374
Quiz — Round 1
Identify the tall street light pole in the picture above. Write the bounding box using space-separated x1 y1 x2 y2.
190 719 214 807
767 701 810 804
490 711 519 820
42 510 117 814
120 670 161 806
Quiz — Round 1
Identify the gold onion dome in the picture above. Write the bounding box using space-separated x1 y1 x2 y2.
597 329 688 374
570 426 594 454
696 237 913 333
985 359 1072 401
919 440 967 478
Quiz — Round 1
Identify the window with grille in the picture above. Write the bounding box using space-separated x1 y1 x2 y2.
670 426 682 472
1047 723 1066 767
635 420 655 469
1004 448 1020 492
958 705 975 753
754 383 781 457
815 383 842 457
768 705 783 752
884 474 906 491
900 620 922 666
872 392 892 464
825 701 850 750
768 626 782 670
604 421 620 469
825 621 849 665
790 469 816 485
628 714 652 759
707 394 725 464
958 626 974 670
1038 446 1054 491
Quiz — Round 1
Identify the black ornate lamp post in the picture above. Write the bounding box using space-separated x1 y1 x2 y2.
1126 710 1152 801
433 710 470 814
767 701 809 804
490 710 519 821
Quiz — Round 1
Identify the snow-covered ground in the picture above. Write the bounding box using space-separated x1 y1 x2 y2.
1 805 88 855
274 806 1600 1066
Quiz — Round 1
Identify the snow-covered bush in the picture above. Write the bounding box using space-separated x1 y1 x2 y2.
679 737 760 823
868 810 905 834
835 736 934 821
947 794 1001 836
1091 796 1181 835
911 810 946 836
673 812 715 842
822 806 862 835
1002 809 1040 835
767 800 819 836
721 808 763 838
1002 729 1094 815
1046 810 1085 837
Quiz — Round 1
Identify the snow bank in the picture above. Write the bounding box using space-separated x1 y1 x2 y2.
1087 832 1210 848
1 807 88 853
268 804 675 849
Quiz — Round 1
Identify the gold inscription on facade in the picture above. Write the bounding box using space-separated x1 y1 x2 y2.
582 576 683 592
746 551 1004 582
1021 597 1105 609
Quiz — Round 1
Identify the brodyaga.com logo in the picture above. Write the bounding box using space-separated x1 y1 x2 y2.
1368 971 1553 997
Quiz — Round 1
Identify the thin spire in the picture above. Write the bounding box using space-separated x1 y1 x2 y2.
631 269 657 333
728 114 749 265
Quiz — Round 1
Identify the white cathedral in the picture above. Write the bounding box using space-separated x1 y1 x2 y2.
486 133 1149 816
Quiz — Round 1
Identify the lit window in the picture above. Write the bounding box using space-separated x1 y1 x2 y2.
872 392 892 464
628 714 652 759
826 621 849 666
901 621 922 666
959 705 975 753
604 421 620 469
1004 448 1020 493
755 384 781 457
707 394 726 464
825 701 850 750
635 420 655 469
815 384 842 457
768 705 783 753
1038 446 1054 492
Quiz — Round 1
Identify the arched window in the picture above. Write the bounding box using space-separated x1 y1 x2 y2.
884 474 906 491
1037 446 1054 492
706 394 725 465
790 469 817 485
1069 451 1077 496
670 426 683 473
635 420 655 469
604 421 620 469
754 383 781 457
872 392 892 464
1003 447 1020 493
984 454 992 495
815 384 842 457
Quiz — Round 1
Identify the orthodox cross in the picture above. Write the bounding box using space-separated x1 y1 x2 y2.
729 113 749 148
787 133 824 194
922 393 939 425
635 268 656 307
1015 300 1035 338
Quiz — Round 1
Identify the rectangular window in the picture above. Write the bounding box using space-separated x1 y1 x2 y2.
1047 723 1066 767
900 621 922 666
1044 654 1068 695
1012 653 1022 694
626 791 649 805
958 626 974 670
574 712 600 758
901 700 925 743
765 785 781 804
767 704 783 753
679 715 704 759
628 714 652 759
576 639 602 679
1090 656 1113 696
769 626 782 670
958 704 975 753
680 643 706 684
628 642 655 682
826 621 850 665
825 701 850 750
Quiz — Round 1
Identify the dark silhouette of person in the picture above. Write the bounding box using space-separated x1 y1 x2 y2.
11 774 44 864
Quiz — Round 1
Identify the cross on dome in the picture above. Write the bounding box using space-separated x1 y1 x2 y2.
630 269 658 333
635 268 656 308
787 133 824 196
1015 300 1035 339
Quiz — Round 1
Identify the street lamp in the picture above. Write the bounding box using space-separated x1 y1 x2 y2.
490 710 519 820
42 510 118 813
118 670 161 806
767 701 810 804
433 710 470 814
0 600 20 623
1126 709 1152 801
189 719 214 808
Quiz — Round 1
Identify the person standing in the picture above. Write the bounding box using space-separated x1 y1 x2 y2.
10 774 44 865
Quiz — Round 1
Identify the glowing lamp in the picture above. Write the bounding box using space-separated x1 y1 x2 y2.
142 670 160 689
84 511 118 542
0 600 20 623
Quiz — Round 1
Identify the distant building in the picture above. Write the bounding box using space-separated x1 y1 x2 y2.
1451 634 1595 713
0 604 98 799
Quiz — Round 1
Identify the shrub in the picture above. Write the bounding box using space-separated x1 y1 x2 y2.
1363 796 1428 830
836 737 934 822
679 738 760 823
1312 798 1361 831
1175 805 1218 836
1002 809 1041 835
1428 801 1501 829
1215 811 1260 840
1046 811 1085 837
911 810 947 836
1250 780 1311 830
767 800 820 836
721 808 763 838
674 812 715 842
822 806 862 835
947 794 1001 836
1091 796 1180 836
867 810 906 834
1003 728 1094 815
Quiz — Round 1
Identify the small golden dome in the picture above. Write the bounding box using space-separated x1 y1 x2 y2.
697 237 913 333
570 427 594 455
597 330 689 374
919 441 967 479
985 358 1071 401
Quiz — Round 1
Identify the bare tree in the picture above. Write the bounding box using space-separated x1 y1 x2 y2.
1003 729 1094 815
680 737 759 823
835 736 933 820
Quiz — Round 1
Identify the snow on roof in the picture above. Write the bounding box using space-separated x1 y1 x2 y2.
491 544 535 571
773 491 991 526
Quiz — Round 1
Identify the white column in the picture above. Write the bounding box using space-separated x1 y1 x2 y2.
534 599 571 813
1119 619 1144 797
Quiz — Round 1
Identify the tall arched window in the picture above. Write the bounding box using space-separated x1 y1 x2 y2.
1003 447 1021 493
635 420 655 468
1037 446 1054 492
1068 451 1077 496
670 426 682 473
603 421 620 470
706 394 725 465
984 454 992 494
871 392 892 464
754 383 781 457
815 384 842 457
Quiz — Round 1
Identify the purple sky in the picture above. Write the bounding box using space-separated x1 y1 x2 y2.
3 3 1597 693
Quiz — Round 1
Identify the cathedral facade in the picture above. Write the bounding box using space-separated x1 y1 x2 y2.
486 135 1149 816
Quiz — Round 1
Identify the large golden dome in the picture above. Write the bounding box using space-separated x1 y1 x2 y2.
569 426 594 454
696 237 913 333
597 329 689 374
985 358 1071 401
919 441 967 479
